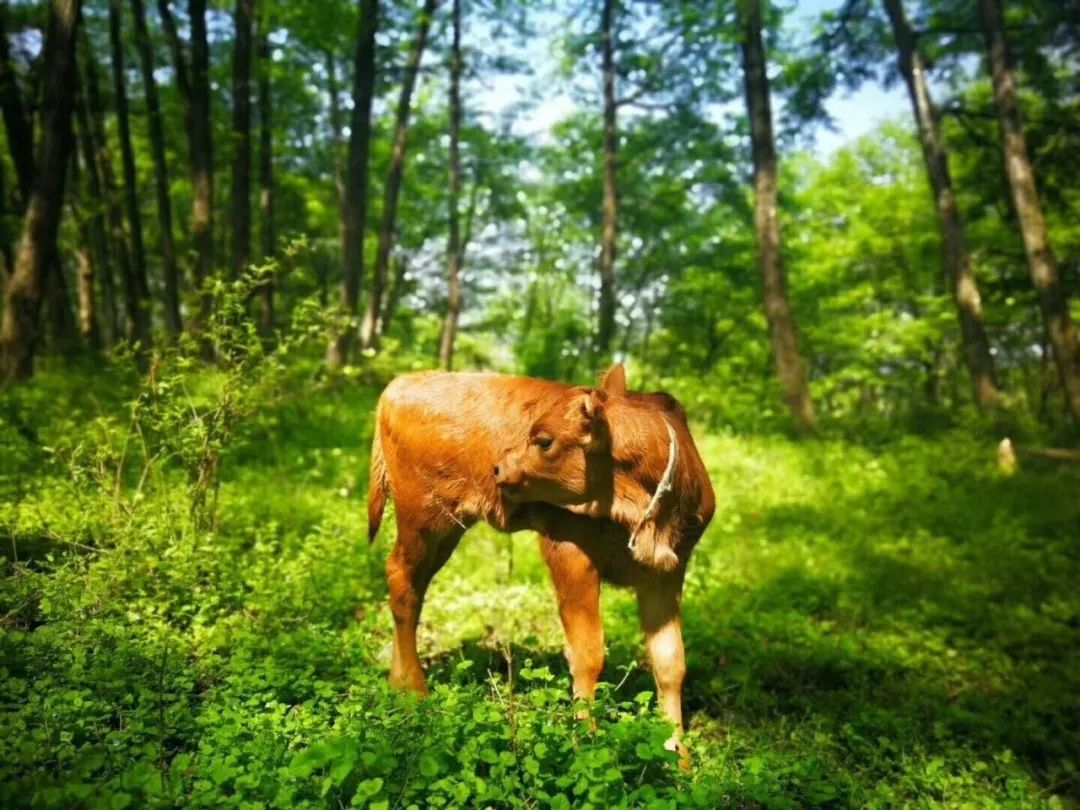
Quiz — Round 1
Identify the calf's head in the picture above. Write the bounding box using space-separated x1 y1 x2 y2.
494 384 613 505
495 364 628 506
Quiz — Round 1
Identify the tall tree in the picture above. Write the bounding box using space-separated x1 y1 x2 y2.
979 0 1080 423
231 0 254 280
188 0 213 334
108 0 151 346
69 149 99 347
74 73 119 345
326 0 378 368
131 0 181 336
359 0 438 350
0 0 81 383
256 9 274 336
738 0 816 433
438 0 463 370
595 0 618 361
0 3 34 204
882 0 1000 412
85 33 143 346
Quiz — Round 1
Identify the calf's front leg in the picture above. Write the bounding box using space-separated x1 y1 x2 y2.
637 577 690 769
539 536 604 703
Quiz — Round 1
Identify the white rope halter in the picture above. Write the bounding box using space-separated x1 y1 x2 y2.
627 418 679 551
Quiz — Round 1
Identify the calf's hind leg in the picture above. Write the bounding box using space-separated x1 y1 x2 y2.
386 522 463 694
637 576 690 768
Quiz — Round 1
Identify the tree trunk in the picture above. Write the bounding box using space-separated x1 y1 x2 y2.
189 0 213 337
74 72 119 346
231 0 254 281
0 0 81 384
70 150 100 347
326 49 346 228
85 35 141 346
595 0 617 361
738 0 816 434
131 0 181 336
0 4 34 204
883 0 1001 413
980 0 1080 424
44 244 77 350
256 11 274 336
377 253 407 337
108 0 151 347
438 0 462 370
359 0 438 351
326 0 378 368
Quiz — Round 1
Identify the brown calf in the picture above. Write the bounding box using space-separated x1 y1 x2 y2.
367 366 714 759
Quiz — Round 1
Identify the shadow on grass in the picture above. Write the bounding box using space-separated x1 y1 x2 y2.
672 454 1080 797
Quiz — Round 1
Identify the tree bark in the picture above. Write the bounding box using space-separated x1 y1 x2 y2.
156 0 192 142
74 72 119 346
595 0 617 361
326 0 378 368
0 4 34 204
131 0 181 336
108 0 151 347
0 0 81 384
256 11 274 336
738 0 816 434
231 0 254 281
438 0 462 370
980 0 1080 424
883 0 1001 413
69 149 100 347
326 49 346 224
189 0 213 337
359 0 438 351
85 33 142 347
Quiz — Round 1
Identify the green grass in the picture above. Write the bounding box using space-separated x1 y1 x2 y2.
2 364 1079 808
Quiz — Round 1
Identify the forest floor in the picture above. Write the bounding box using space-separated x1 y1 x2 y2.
2 362 1079 808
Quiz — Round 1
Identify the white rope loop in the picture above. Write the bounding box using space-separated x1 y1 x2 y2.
628 418 679 551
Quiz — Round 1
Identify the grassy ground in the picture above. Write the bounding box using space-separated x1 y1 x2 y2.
2 365 1079 808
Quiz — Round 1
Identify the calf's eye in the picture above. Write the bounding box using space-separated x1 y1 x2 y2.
534 435 554 451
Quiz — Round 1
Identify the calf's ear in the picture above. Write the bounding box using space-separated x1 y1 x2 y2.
579 390 610 450
599 363 627 395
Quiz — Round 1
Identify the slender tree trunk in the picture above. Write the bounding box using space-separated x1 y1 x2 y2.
231 0 254 281
85 36 142 346
45 241 78 350
325 50 346 229
595 0 617 361
70 150 99 347
359 0 438 350
131 0 181 336
738 0 816 433
108 0 151 346
0 4 34 203
189 0 213 338
326 0 378 368
438 0 463 370
883 0 1000 412
256 12 274 336
0 0 81 384
980 0 1080 423
74 73 119 346
377 253 407 336
156 0 192 141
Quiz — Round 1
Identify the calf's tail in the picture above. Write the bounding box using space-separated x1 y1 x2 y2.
367 409 389 543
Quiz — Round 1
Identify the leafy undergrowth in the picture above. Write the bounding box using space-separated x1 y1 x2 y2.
2 362 1079 808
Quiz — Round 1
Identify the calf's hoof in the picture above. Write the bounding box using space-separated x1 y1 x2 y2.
664 736 691 772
